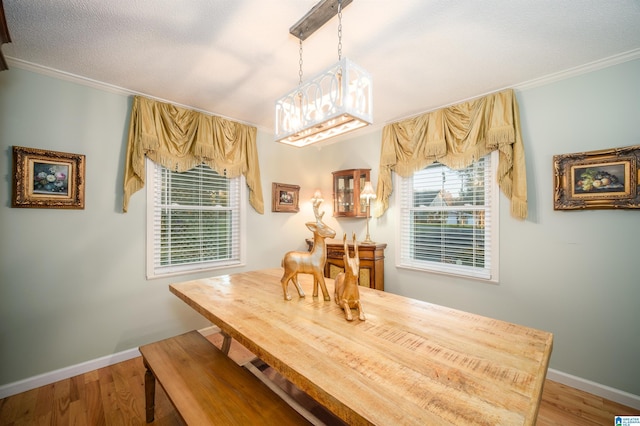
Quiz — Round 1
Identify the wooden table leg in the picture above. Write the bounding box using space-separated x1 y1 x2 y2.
143 359 155 423
220 331 232 355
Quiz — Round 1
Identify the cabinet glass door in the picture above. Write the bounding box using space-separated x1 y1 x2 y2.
358 171 368 216
333 169 370 217
335 174 354 214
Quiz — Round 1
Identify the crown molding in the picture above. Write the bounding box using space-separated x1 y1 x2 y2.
4 56 255 128
6 57 132 95
515 48 640 91
7 48 640 131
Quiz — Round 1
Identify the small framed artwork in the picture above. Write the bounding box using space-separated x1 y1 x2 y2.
553 144 640 210
272 182 300 213
12 146 86 209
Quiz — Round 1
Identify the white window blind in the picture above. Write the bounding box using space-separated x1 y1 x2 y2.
146 160 244 278
397 153 498 280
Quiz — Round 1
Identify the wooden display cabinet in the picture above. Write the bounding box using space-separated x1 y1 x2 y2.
307 238 386 291
332 169 370 217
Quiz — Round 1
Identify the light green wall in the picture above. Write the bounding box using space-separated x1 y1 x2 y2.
1 59 639 396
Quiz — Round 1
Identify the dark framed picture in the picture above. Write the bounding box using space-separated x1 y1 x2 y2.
12 146 86 209
272 182 300 213
553 144 640 210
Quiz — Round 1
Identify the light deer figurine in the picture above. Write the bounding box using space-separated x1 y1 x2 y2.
334 232 366 321
280 196 336 301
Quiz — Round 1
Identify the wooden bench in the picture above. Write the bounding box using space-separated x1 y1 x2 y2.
139 330 311 425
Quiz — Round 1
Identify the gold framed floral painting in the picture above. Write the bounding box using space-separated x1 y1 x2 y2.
272 182 300 213
553 144 640 210
12 146 86 209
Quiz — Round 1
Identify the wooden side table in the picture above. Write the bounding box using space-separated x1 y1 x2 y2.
306 238 386 291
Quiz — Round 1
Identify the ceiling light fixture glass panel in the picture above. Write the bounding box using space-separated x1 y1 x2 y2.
275 57 373 147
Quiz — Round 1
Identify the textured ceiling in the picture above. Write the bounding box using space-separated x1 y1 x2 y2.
3 0 640 141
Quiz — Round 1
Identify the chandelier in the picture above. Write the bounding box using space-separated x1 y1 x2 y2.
275 0 373 147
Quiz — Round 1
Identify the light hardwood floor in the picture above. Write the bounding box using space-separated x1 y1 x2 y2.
0 334 637 425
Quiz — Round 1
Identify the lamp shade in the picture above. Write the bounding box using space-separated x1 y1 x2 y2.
275 57 373 147
360 181 376 200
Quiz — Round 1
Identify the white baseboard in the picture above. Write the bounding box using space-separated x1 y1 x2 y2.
2 335 638 411
0 326 222 400
546 368 640 410
0 347 141 399
198 325 222 336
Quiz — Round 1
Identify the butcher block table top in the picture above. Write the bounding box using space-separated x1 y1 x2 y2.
170 268 553 426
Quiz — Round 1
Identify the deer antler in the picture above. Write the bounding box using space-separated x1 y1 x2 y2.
312 197 325 223
352 232 358 258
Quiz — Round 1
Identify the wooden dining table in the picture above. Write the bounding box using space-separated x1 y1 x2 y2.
170 268 553 425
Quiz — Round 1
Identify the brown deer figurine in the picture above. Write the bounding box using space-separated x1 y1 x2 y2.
281 197 336 301
334 232 366 321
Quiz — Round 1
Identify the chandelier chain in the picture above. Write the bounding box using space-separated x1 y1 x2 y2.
298 36 303 85
337 0 343 60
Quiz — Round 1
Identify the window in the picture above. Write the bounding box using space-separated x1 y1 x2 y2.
397 152 498 281
146 159 245 278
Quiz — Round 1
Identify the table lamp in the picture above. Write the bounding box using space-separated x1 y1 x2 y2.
360 181 376 244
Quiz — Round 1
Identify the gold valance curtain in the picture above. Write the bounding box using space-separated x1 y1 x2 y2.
123 96 264 214
1 0 11 71
375 88 527 220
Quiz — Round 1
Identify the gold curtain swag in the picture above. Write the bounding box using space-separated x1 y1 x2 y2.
122 96 264 214
375 88 528 220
